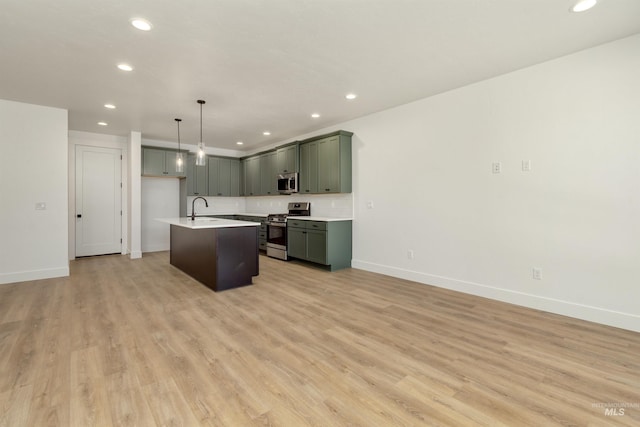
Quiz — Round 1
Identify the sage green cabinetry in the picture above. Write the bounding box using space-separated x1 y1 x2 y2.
142 147 185 177
299 140 318 194
287 219 352 271
276 144 299 173
242 156 261 196
298 130 352 194
186 154 208 196
260 152 278 195
237 129 352 196
208 156 240 197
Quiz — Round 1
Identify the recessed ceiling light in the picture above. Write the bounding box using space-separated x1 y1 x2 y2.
263 131 271 136
311 113 320 118
571 0 597 12
236 141 244 145
345 93 357 100
97 122 108 126
117 63 133 71
131 18 152 31
104 104 116 109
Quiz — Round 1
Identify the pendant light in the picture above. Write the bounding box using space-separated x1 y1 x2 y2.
174 118 184 173
196 99 206 166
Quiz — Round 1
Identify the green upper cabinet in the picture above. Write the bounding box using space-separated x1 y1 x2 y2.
142 147 186 177
242 155 261 196
276 144 299 173
317 136 340 193
186 154 208 196
260 151 278 195
220 130 351 197
208 156 240 197
229 159 240 196
299 140 318 194
299 130 352 194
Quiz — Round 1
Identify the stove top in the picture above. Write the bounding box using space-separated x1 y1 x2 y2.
267 202 310 223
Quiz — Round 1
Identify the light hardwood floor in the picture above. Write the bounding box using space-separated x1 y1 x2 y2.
0 252 638 426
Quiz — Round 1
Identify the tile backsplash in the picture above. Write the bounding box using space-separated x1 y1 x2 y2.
187 193 353 218
245 193 353 217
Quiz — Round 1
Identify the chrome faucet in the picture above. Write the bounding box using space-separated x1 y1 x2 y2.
191 197 208 220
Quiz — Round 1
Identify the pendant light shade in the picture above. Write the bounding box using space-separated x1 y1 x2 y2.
174 118 184 173
196 99 206 166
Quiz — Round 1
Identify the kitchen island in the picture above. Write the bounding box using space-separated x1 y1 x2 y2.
158 217 260 291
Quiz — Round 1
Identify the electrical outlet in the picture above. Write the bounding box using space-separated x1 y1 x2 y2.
522 160 531 172
35 202 46 210
407 250 414 260
366 201 374 209
492 162 502 174
532 268 542 280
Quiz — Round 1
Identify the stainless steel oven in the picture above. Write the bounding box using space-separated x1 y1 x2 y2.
266 202 310 260
266 216 288 260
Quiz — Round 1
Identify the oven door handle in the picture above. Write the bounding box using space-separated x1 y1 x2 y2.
268 222 286 228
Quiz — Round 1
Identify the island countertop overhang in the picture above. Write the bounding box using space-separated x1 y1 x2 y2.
157 217 261 229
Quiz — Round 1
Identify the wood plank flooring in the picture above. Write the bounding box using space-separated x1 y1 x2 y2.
0 252 638 426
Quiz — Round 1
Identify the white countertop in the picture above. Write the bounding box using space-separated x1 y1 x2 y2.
157 217 261 229
185 213 351 222
207 212 269 217
290 216 353 222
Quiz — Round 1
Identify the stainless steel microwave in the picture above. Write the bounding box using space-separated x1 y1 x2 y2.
277 172 298 194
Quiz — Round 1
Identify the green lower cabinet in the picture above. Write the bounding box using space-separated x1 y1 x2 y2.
287 227 306 259
306 230 328 264
287 220 352 271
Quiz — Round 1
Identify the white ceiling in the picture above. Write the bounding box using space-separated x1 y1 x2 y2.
1 0 639 151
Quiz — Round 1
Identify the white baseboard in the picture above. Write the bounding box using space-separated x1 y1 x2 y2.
351 260 640 333
0 266 70 285
129 250 143 259
141 244 169 253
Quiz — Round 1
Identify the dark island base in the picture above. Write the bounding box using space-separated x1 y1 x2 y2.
170 225 259 291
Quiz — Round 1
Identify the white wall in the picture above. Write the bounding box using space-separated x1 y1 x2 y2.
142 177 180 252
342 34 640 332
0 99 69 284
128 131 142 259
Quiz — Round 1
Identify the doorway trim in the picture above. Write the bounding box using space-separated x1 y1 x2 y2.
68 131 129 260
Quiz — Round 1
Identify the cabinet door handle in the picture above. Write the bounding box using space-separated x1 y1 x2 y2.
77 214 82 218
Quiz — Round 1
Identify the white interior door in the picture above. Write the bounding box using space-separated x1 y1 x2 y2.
76 145 122 257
